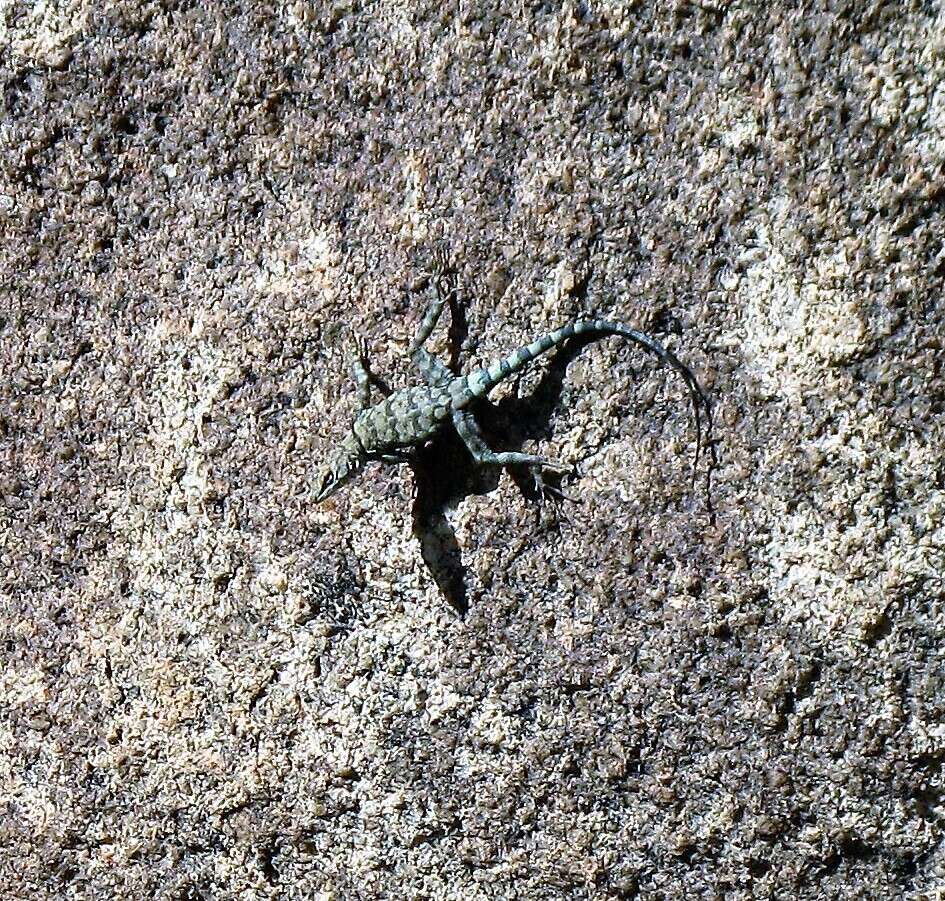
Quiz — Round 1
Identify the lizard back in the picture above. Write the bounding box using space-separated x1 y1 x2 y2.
353 384 455 452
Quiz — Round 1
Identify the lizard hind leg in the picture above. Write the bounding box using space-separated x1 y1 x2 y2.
406 251 462 387
413 347 453 387
409 249 458 362
452 410 568 471
452 409 573 504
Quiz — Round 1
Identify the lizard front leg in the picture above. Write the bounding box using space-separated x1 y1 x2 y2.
350 333 390 409
351 335 373 409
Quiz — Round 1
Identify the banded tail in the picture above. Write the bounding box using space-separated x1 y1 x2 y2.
456 318 710 469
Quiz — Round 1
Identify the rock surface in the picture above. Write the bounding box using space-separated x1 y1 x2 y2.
2 1 944 898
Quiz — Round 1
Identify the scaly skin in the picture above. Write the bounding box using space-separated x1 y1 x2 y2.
313 264 709 504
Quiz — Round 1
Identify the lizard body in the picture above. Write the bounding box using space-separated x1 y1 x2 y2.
314 265 709 504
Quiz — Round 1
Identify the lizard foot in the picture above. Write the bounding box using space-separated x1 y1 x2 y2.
530 463 577 507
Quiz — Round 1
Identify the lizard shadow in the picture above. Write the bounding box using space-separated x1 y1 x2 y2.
408 336 596 616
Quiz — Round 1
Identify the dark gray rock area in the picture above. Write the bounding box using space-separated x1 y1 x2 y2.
2 1 943 897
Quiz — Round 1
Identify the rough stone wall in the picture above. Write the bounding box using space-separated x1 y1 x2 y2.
2 0 944 898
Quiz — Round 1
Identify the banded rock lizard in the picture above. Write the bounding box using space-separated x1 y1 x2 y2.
314 262 709 504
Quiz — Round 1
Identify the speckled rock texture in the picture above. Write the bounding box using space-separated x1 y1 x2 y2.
2 1 944 898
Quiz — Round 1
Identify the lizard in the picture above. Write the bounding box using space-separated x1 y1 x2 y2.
313 257 709 504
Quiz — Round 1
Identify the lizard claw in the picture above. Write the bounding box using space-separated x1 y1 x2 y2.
431 248 457 300
531 463 576 506
353 333 370 365
431 245 451 276
529 467 578 531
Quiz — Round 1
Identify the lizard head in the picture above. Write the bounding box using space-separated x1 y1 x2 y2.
314 432 365 503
